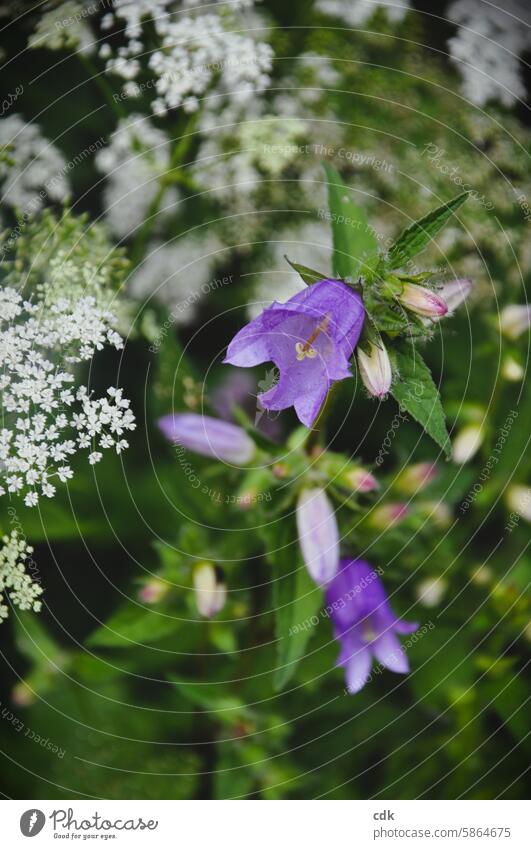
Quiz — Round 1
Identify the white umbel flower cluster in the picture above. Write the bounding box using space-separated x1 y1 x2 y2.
0 287 136 508
100 0 273 116
0 115 68 212
246 221 332 319
315 0 411 25
28 1 95 53
95 114 180 239
0 530 42 621
195 115 307 205
448 0 529 106
128 231 225 320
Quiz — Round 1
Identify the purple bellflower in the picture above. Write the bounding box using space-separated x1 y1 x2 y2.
326 559 417 693
158 413 255 465
296 487 340 585
224 279 365 427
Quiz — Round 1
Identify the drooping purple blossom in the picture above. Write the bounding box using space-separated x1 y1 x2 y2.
296 487 340 585
224 279 365 427
326 559 417 693
158 413 255 464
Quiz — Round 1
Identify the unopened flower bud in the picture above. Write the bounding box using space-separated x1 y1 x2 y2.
158 413 255 465
368 502 408 529
415 576 447 608
11 682 35 708
138 578 168 604
398 283 448 318
452 423 484 464
499 304 531 340
418 499 452 529
396 462 437 494
296 487 339 585
193 562 226 618
344 467 379 492
502 355 524 382
357 341 392 398
438 278 472 313
470 564 493 586
506 484 531 522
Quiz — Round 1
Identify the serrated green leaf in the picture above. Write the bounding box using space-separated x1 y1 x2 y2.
387 191 469 269
284 255 328 285
269 521 322 691
390 342 450 457
323 162 379 279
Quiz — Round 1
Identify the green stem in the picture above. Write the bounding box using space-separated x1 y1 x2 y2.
77 53 126 120
128 181 168 270
305 382 342 455
129 110 203 269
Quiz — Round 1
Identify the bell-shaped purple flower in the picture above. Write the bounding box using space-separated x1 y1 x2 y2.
325 559 417 693
158 413 255 464
224 279 365 427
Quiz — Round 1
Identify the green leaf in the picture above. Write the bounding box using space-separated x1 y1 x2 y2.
322 162 379 279
87 604 179 648
284 255 328 286
269 520 322 691
390 341 450 457
387 191 469 269
170 679 251 724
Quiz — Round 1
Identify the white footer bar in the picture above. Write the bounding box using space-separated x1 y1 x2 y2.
0 799 527 848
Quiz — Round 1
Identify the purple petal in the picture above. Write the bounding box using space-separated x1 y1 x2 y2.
293 383 329 428
345 645 372 694
296 487 340 585
372 631 409 673
158 414 255 464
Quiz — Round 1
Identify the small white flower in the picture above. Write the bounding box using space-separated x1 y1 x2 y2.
88 452 103 465
0 530 43 623
1 287 135 505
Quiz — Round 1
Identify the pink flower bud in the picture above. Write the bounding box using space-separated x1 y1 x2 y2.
438 278 472 313
296 487 339 585
193 562 226 618
368 503 408 529
138 579 168 604
396 462 437 494
158 413 255 465
499 304 531 339
398 283 448 318
344 467 379 492
11 682 35 707
357 341 392 398
418 499 452 529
